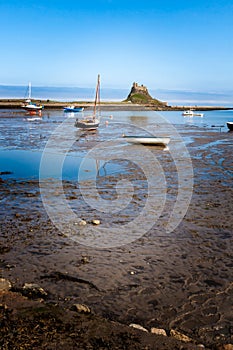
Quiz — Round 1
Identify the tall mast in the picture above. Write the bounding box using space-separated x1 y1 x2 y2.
93 74 100 119
28 82 32 100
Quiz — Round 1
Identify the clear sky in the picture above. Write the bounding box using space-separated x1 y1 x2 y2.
0 0 233 92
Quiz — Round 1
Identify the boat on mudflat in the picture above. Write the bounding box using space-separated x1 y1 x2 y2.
22 103 43 111
75 118 100 130
122 135 170 146
227 122 233 131
21 82 43 112
64 106 84 113
75 74 100 130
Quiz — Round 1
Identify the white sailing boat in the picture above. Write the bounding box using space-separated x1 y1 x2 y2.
182 109 204 117
75 75 100 130
122 135 170 146
22 82 43 112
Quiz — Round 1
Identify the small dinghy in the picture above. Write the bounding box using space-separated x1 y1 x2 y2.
64 106 84 113
227 122 233 131
122 135 170 146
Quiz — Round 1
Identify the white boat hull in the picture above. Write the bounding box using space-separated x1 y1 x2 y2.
64 106 84 112
22 104 43 111
122 135 170 146
182 110 204 117
227 122 233 131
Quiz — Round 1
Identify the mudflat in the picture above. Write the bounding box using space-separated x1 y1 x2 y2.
0 112 232 349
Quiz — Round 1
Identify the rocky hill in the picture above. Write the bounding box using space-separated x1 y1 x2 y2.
125 82 169 108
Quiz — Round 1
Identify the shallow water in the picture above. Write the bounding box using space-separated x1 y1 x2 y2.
0 108 232 180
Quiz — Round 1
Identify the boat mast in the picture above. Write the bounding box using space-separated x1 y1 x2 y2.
93 74 100 120
28 82 32 100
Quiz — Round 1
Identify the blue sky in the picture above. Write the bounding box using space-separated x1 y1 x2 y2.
0 0 233 92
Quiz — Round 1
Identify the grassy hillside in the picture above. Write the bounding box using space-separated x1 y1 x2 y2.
124 92 167 107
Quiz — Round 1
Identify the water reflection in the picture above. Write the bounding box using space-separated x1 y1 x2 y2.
0 108 231 181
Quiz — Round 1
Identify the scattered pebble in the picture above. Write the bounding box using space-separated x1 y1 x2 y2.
0 278 12 291
72 303 91 314
170 329 193 342
151 327 167 336
92 219 100 225
129 323 148 332
81 256 89 264
23 283 47 297
217 345 233 350
78 220 87 226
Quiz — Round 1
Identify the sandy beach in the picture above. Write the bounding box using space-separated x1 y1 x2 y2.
0 109 233 349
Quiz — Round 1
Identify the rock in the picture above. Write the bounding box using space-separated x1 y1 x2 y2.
81 256 89 264
0 278 12 291
72 303 91 313
217 345 233 350
92 219 100 225
22 283 47 297
67 195 77 200
78 219 87 226
129 323 148 332
151 327 167 336
170 329 193 342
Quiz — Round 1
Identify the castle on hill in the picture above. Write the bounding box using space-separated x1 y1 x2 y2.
126 81 168 107
129 82 151 97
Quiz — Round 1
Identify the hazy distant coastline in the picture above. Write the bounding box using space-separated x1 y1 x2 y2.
0 99 232 112
0 84 233 107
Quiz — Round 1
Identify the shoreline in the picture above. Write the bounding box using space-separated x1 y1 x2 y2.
0 98 232 111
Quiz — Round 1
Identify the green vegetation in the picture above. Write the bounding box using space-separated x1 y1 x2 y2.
127 93 148 103
125 92 166 106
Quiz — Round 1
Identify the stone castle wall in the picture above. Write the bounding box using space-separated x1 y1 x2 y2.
131 82 149 94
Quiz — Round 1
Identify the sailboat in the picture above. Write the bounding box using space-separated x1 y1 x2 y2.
74 75 100 130
182 109 204 117
22 82 44 112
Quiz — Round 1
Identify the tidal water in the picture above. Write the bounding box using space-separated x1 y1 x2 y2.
0 108 232 180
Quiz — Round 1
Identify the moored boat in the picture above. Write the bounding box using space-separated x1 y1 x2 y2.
75 118 100 130
75 75 100 130
22 102 43 111
122 135 170 146
21 82 43 112
64 106 84 113
227 121 233 131
182 110 204 117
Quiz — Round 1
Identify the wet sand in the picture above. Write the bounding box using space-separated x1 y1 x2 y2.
0 115 233 349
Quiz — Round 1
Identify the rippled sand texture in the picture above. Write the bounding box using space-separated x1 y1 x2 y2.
0 120 233 348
